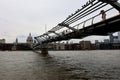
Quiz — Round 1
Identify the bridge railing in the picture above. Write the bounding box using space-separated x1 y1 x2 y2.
74 7 115 29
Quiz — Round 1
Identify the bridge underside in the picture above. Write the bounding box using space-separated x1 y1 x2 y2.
43 15 120 43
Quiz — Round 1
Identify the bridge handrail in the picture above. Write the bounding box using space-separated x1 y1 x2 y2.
73 7 114 28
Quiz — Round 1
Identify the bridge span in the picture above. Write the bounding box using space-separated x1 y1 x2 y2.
33 0 120 50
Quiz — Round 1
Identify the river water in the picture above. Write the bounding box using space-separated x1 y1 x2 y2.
0 50 120 80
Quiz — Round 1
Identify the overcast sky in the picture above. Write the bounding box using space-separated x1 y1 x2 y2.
0 0 120 43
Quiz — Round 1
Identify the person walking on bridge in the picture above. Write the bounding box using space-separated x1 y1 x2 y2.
100 10 106 20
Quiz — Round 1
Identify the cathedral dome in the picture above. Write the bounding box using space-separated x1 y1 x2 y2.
26 33 33 44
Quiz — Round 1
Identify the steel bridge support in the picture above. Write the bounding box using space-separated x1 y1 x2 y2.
41 43 48 54
99 0 120 11
33 37 48 54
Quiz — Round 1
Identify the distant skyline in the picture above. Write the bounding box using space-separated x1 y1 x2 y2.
0 0 120 43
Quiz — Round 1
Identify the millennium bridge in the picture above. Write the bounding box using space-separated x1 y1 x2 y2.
33 0 120 53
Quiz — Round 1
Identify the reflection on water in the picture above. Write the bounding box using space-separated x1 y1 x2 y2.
0 50 120 80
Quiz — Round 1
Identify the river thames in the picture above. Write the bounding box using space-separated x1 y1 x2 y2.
0 50 120 80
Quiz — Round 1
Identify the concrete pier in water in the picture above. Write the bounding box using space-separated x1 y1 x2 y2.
41 48 48 54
